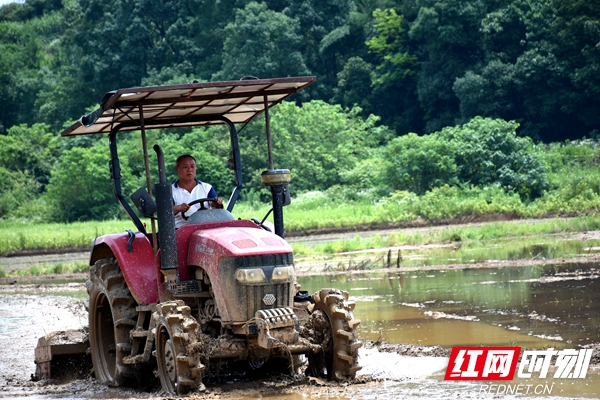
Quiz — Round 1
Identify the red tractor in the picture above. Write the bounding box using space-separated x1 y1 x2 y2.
35 77 361 394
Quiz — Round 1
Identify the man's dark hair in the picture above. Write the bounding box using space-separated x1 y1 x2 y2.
176 154 196 166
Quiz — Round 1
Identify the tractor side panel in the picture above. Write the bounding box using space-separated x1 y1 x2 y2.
92 232 158 305
186 227 293 323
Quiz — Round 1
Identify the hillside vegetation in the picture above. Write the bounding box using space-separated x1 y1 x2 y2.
1 0 599 228
1 0 598 140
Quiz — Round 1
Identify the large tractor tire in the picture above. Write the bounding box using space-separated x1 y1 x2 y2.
304 288 362 381
153 300 205 395
86 257 138 386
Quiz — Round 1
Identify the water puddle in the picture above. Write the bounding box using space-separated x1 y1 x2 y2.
299 263 600 347
296 262 600 399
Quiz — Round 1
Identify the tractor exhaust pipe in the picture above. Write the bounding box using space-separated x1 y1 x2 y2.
153 145 179 277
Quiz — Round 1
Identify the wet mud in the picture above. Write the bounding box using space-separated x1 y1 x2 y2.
3 272 600 399
2 224 600 399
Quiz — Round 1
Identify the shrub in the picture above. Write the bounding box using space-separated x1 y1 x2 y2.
383 133 458 195
441 117 548 199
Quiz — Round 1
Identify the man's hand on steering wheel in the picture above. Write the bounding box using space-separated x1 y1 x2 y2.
180 197 223 220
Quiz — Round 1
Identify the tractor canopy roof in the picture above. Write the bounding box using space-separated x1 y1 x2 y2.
61 76 316 136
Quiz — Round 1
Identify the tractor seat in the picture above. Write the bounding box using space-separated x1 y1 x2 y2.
186 209 235 224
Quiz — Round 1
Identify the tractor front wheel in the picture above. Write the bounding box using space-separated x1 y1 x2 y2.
153 300 205 395
304 288 362 381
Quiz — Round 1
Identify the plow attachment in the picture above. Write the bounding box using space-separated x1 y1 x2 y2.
33 329 90 381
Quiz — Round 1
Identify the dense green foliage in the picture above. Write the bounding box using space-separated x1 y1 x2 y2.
1 0 599 227
1 99 600 224
1 0 598 140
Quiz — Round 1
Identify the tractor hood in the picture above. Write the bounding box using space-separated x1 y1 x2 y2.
61 76 316 136
188 226 293 263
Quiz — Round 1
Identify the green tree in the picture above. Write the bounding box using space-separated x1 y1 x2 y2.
452 0 599 141
331 56 375 112
215 2 309 80
363 5 422 133
0 12 67 131
238 100 392 197
0 123 61 219
0 167 41 219
441 117 548 198
366 8 417 90
280 0 356 99
552 0 600 133
0 123 60 187
405 0 490 133
45 144 117 221
382 132 457 195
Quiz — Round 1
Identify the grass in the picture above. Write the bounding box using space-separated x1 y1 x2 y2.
290 215 600 256
1 215 598 279
2 200 600 257
0 220 137 255
11 261 89 277
0 260 89 280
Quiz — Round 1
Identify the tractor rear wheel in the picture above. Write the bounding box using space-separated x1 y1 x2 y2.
86 257 137 386
153 300 205 395
304 288 362 381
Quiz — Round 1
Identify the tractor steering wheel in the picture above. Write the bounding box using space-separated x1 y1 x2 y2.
181 197 219 220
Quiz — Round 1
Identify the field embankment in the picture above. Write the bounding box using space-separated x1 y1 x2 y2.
2 214 600 284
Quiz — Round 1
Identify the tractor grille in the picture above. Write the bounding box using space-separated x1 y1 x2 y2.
246 282 292 320
228 253 294 268
219 253 294 321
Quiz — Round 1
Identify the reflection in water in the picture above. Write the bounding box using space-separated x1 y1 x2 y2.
420 238 600 268
298 263 600 349
299 237 600 270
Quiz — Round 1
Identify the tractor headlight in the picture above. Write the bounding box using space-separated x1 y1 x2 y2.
271 266 295 282
236 268 267 284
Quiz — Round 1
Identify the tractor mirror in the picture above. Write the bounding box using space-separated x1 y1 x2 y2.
130 188 157 218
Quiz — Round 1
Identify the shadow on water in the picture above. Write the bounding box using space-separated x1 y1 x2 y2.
299 263 600 349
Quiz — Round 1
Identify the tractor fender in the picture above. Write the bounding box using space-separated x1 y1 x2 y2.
90 232 158 305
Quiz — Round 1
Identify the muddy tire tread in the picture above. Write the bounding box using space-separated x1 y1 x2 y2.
306 288 362 380
87 257 138 386
153 300 205 395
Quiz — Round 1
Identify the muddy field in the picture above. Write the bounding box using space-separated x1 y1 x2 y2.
2 224 600 399
0 282 451 400
3 269 600 399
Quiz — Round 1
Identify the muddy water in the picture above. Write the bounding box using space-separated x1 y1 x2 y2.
297 236 600 272
297 262 600 399
299 263 600 348
2 262 600 399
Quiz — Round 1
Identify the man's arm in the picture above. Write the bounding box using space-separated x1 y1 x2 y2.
207 187 223 209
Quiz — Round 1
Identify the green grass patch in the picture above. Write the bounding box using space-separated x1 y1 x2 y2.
291 215 600 256
0 220 137 255
4 261 90 278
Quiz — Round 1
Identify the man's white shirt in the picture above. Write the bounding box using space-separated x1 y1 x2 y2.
172 180 216 228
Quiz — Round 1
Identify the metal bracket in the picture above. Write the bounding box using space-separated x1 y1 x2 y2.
254 307 299 349
126 229 135 252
